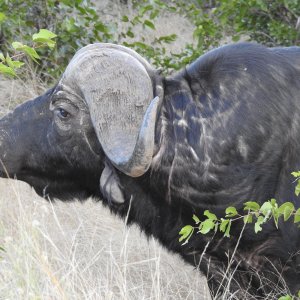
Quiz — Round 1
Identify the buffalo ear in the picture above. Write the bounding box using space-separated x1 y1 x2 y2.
100 163 125 204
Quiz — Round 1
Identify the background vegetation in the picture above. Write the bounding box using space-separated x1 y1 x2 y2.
0 0 299 81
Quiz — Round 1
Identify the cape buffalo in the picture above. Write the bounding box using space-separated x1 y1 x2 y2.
0 42 299 299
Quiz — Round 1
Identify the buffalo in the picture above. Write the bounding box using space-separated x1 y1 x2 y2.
0 42 300 299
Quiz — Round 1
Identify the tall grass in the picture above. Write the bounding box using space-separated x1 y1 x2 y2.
0 168 210 299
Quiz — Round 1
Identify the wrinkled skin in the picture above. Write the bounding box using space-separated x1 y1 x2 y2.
0 88 104 199
0 43 300 299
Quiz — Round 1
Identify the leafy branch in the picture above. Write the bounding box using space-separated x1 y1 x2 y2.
179 199 300 245
179 171 300 299
0 29 57 77
179 171 300 244
291 171 300 196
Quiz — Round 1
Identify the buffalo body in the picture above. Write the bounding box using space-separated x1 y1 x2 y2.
0 42 300 298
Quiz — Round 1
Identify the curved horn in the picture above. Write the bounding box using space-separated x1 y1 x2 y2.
60 44 162 177
113 96 160 176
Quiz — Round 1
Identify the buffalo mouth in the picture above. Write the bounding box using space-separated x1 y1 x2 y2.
0 169 101 201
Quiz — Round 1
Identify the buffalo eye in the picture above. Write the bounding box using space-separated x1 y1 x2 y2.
56 108 70 119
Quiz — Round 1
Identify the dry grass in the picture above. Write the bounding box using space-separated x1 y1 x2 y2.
0 79 210 299
0 179 210 300
0 76 47 117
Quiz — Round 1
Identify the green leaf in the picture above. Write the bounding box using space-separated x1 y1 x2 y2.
6 55 24 69
131 16 141 26
122 15 129 22
94 22 109 33
244 201 260 211
291 171 300 178
243 214 253 224
63 17 75 32
204 210 217 221
256 0 268 11
126 30 135 38
295 180 300 196
179 225 194 243
133 42 149 50
144 20 155 30
150 9 159 19
46 39 56 48
260 201 273 217
199 219 215 234
23 46 40 62
254 216 265 233
12 42 40 62
139 5 153 16
232 34 241 42
12 42 24 50
11 60 24 69
157 34 177 44
154 0 166 7
279 202 295 221
225 206 238 218
259 201 276 223
0 12 6 24
192 214 200 224
32 29 57 49
5 54 11 66
0 53 5 62
278 295 292 300
0 63 16 77
278 202 293 214
32 29 57 41
294 208 300 223
220 218 230 232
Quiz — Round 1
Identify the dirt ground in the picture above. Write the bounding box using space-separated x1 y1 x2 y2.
93 0 195 55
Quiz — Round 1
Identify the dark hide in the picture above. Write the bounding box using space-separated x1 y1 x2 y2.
0 88 104 199
0 43 300 299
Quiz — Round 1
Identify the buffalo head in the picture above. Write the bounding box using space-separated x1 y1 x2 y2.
0 43 163 200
